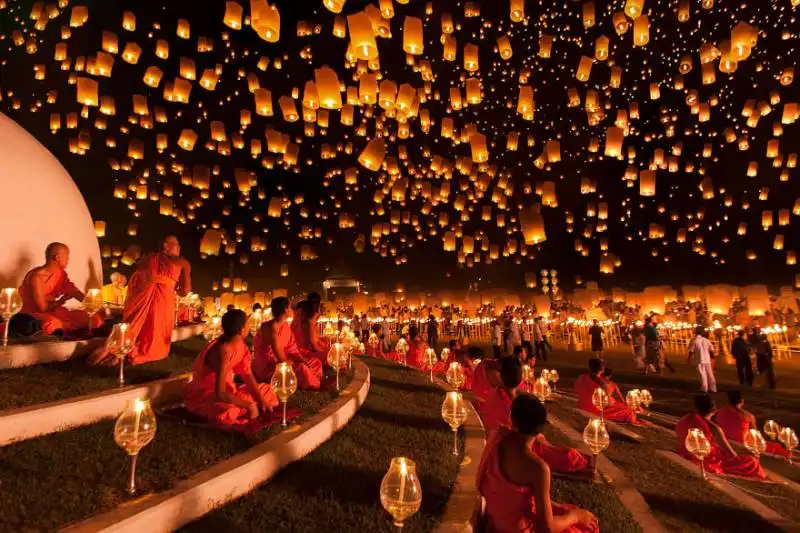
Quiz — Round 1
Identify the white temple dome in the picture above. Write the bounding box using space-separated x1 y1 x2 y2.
0 112 102 292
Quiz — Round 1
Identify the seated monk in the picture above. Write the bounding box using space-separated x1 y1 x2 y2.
431 340 475 391
405 325 430 370
715 390 788 458
601 368 626 405
676 395 766 479
253 297 322 391
473 351 503 404
19 242 104 335
184 309 278 430
575 358 638 424
477 394 599 533
481 357 589 474
291 293 330 367
90 235 191 366
102 273 128 306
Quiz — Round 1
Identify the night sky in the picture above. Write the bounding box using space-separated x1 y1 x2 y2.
1 0 799 295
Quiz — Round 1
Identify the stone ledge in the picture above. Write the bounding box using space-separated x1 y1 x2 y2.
0 324 204 370
0 374 190 447
61 357 371 533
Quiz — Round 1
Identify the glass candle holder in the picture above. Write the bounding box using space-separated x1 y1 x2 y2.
441 391 468 456
114 397 156 495
379 457 422 528
0 287 22 348
270 362 298 427
685 428 712 479
445 361 465 390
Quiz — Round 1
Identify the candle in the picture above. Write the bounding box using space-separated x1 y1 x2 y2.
280 362 287 389
398 458 407 504
133 398 143 443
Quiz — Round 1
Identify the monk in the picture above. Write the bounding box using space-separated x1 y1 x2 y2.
676 395 766 479
184 309 278 430
477 394 599 533
102 273 128 306
575 359 638 424
473 351 502 404
431 339 475 391
253 297 322 390
405 325 430 370
291 293 329 366
19 242 104 335
715 391 788 457
481 357 590 474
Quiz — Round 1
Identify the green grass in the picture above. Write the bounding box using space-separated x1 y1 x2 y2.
541 427 643 533
181 357 461 533
0 371 351 532
547 402 784 533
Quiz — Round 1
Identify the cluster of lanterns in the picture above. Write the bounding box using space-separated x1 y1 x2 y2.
1 0 797 284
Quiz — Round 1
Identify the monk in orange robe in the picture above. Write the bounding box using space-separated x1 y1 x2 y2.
19 242 104 335
253 297 322 390
481 357 590 475
575 359 638 424
472 354 502 404
477 394 599 533
291 292 329 367
715 391 788 458
184 310 279 433
676 394 766 479
405 325 430 370
124 234 191 364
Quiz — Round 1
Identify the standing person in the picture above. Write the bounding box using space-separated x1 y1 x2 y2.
688 327 717 393
492 320 503 358
353 314 362 342
427 314 439 351
380 318 391 352
588 319 604 359
533 317 548 362
360 313 369 342
631 326 646 369
643 316 663 374
509 316 522 353
730 329 753 386
754 334 776 390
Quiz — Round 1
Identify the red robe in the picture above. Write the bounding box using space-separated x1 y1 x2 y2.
676 413 766 479
477 427 599 533
290 309 329 367
184 338 279 432
574 374 638 424
431 351 474 391
253 321 322 390
19 266 103 335
480 388 589 474
123 254 181 365
715 406 788 457
472 360 501 404
406 339 429 370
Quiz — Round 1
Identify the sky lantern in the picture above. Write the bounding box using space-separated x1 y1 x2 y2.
633 15 649 46
625 0 644 19
348 11 378 60
403 16 423 55
200 230 223 256
251 1 280 42
315 66 342 109
605 127 624 158
538 35 553 58
576 56 593 82
595 36 609 61
70 5 89 27
640 170 656 196
224 1 243 29
582 1 595 28
254 88 273 116
520 205 546 244
176 18 190 39
358 138 387 171
497 36 513 59
470 133 488 163
323 0 345 13
464 43 479 72
76 77 98 106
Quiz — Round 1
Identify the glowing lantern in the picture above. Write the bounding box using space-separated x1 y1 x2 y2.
200 230 223 256
178 129 198 151
470 134 488 163
633 15 649 46
348 11 378 60
323 0 345 13
520 205 546 244
224 1 243 29
497 36 513 59
358 138 387 171
640 170 655 196
403 16 423 55
510 0 525 21
76 77 98 106
625 0 644 18
576 56 593 82
251 1 279 42
464 43 479 72
605 127 624 158
315 66 342 110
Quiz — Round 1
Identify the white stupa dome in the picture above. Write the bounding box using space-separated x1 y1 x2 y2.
0 112 102 292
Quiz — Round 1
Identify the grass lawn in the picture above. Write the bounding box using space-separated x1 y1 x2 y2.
547 402 785 533
0 337 206 411
0 370 351 532
541 426 643 533
182 357 461 533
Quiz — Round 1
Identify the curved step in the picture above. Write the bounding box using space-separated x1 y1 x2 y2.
1 324 204 369
0 373 189 446
61 357 370 533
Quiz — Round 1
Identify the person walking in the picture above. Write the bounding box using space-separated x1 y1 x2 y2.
588 319 604 359
533 317 548 361
426 314 439 351
730 329 753 386
688 327 717 393
754 334 776 390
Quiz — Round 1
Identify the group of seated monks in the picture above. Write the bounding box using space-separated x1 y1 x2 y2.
574 358 639 424
183 293 338 431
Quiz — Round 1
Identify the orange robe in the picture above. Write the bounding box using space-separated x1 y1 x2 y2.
290 309 329 366
253 321 322 390
123 254 181 365
472 360 501 404
406 339 429 370
715 406 788 458
480 388 589 474
575 374 638 424
184 338 278 430
477 427 600 533
19 267 103 335
676 413 766 479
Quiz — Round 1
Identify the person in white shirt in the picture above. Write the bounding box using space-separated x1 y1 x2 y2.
688 327 717 393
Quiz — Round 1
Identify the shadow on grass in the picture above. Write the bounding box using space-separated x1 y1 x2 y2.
643 493 784 533
356 404 446 431
369 375 443 395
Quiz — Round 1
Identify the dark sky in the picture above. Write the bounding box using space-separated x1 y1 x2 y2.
1 0 798 295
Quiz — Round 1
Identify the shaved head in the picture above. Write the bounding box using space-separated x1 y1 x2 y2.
45 242 68 262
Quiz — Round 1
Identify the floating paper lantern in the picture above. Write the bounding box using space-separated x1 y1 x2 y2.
403 16 423 55
639 170 655 196
358 138 386 171
348 11 378 60
251 0 279 42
